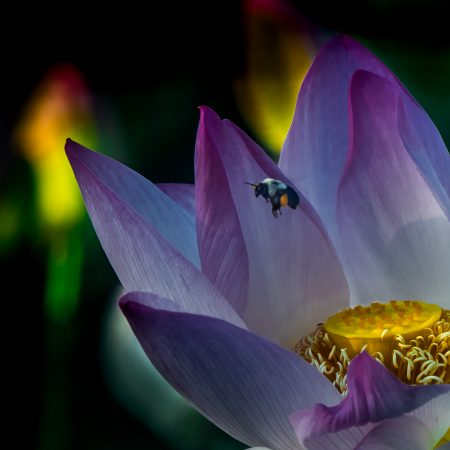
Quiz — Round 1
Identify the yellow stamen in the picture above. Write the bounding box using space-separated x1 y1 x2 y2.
293 302 450 397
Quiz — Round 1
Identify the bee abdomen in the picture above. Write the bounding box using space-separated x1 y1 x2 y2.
286 187 300 209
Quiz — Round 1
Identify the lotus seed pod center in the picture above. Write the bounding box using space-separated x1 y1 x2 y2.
324 300 442 359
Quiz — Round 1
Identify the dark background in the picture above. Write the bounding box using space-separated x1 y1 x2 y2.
2 1 449 449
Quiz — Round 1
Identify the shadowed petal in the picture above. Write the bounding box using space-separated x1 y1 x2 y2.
157 183 195 216
279 35 397 241
120 291 342 450
66 140 199 266
337 71 450 306
290 352 450 441
66 140 245 327
353 415 432 450
196 107 349 344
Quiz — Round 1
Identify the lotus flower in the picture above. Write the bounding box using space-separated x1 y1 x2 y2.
66 35 450 449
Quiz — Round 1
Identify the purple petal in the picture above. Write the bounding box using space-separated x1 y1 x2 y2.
290 352 450 441
195 112 249 315
397 94 450 217
301 399 450 449
196 107 349 344
66 140 199 267
102 289 209 447
353 416 432 450
337 71 450 306
298 380 450 450
120 291 342 450
66 140 245 327
279 35 397 241
157 183 195 216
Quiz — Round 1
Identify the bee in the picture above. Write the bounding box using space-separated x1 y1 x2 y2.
245 178 300 218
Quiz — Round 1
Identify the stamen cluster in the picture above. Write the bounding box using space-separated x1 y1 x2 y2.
294 305 449 395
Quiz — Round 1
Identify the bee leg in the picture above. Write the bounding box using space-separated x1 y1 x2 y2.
272 207 280 219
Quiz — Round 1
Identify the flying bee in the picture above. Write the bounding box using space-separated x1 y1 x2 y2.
245 178 300 218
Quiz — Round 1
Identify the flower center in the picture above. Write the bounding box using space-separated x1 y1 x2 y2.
293 300 449 396
325 300 442 359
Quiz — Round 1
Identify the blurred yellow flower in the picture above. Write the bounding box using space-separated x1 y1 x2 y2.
15 65 96 230
235 0 319 153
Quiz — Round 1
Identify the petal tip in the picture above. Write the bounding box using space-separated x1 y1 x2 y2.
196 106 224 151
118 293 136 315
118 292 150 316
198 105 221 126
351 349 372 362
348 350 384 378
325 33 363 53
65 138 84 171
64 137 77 157
64 138 93 166
118 294 152 326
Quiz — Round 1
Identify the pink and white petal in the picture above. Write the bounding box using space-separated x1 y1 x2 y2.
409 391 450 448
299 424 374 450
290 352 450 441
298 411 447 450
398 94 450 216
279 35 397 240
120 291 342 450
246 448 273 450
196 107 349 345
353 416 433 450
301 413 446 450
337 71 450 305
66 140 199 267
67 140 245 326
157 183 195 217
